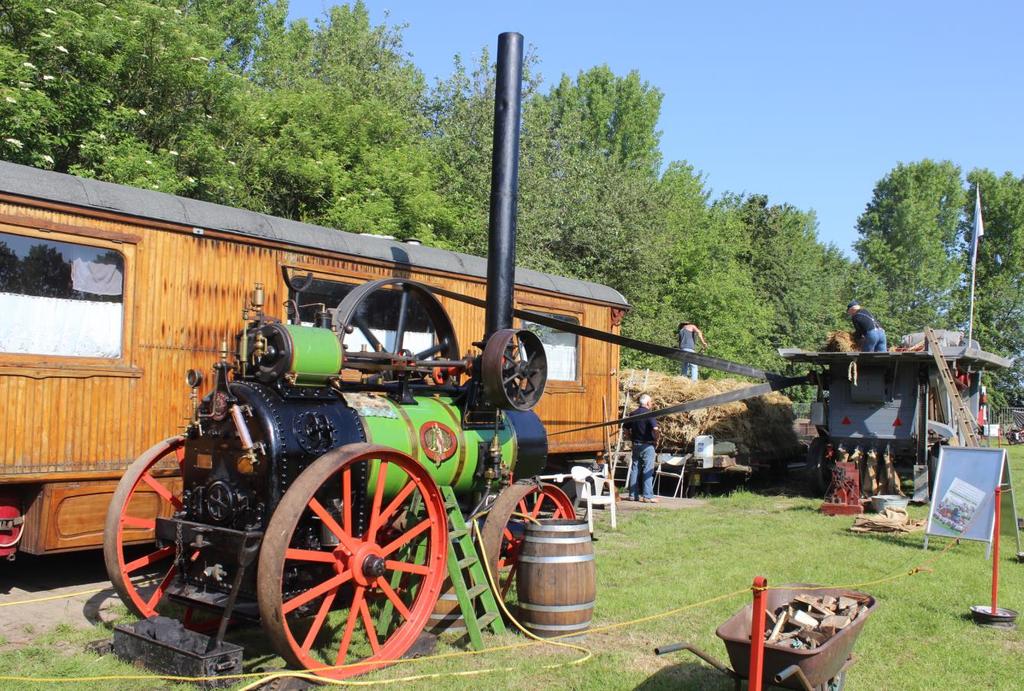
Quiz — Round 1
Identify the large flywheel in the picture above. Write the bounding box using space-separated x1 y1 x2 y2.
332 278 461 382
257 443 448 679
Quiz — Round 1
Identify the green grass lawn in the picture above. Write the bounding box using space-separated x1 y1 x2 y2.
2 447 1023 690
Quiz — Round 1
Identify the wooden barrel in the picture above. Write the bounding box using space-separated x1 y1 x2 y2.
516 519 595 637
427 579 466 634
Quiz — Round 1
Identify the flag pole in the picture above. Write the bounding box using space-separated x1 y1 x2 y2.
967 186 983 345
968 243 977 345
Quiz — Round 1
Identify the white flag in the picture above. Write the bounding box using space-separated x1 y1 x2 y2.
967 187 984 344
972 186 984 249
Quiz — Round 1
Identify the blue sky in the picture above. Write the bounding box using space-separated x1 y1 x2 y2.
287 1 1023 254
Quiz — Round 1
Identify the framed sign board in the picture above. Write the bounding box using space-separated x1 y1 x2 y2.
924 446 1020 555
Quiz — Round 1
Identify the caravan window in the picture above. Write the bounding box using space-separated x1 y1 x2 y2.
519 312 579 382
0 231 124 358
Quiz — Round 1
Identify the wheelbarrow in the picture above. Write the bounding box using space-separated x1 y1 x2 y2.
655 585 876 691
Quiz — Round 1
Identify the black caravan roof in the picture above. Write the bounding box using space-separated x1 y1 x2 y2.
0 161 629 308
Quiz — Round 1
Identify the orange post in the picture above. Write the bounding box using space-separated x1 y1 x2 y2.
992 487 1002 615
749 576 767 691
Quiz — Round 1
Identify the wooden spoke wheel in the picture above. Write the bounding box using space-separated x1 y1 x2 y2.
103 436 185 618
480 481 576 601
257 443 448 679
482 328 548 411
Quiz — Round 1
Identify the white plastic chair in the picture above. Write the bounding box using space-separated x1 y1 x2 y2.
570 465 617 534
654 453 689 498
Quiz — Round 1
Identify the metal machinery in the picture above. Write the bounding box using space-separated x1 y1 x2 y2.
99 32 834 680
780 330 1011 497
102 33 576 679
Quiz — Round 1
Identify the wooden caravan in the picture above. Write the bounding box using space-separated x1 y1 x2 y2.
0 161 628 557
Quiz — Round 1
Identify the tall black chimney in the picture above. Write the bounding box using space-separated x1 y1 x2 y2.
484 32 524 339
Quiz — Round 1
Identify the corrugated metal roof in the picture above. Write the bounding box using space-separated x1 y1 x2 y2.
0 161 629 307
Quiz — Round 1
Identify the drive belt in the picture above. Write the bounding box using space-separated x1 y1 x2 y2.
424 283 803 388
420 282 810 435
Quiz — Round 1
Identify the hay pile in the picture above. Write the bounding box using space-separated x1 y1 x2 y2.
823 330 858 352
620 369 801 460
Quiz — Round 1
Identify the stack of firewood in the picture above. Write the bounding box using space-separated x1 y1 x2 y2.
762 594 869 649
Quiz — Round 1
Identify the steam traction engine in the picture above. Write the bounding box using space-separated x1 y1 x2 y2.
102 33 574 679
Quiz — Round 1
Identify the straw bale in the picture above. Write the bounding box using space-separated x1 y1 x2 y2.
620 369 801 460
824 331 858 352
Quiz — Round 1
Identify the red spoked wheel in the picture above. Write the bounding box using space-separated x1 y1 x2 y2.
257 443 448 679
103 436 185 618
480 481 576 600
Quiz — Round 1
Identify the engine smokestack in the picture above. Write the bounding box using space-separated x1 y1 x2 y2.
484 32 524 339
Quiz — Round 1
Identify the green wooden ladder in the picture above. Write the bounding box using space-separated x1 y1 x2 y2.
441 485 506 649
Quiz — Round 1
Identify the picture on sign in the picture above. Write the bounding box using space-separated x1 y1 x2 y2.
934 478 984 533
925 446 1006 545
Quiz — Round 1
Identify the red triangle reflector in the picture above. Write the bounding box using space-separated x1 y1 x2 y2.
893 418 903 427
841 416 851 425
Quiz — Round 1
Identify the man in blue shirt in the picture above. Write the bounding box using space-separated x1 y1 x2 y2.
846 301 887 352
624 393 660 502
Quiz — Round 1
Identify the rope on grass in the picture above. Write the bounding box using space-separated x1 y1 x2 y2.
0 573 167 609
0 587 106 608
767 501 980 596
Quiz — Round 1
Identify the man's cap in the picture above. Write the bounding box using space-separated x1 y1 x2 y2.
847 300 860 310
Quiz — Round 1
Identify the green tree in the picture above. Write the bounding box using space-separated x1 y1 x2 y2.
959 170 1024 404
427 55 676 365
547 66 663 173
527 66 667 287
663 186 775 371
425 48 551 255
854 160 965 337
186 0 275 71
0 0 256 198
426 54 669 286
0 1 452 239
244 2 452 240
738 194 851 352
524 102 669 291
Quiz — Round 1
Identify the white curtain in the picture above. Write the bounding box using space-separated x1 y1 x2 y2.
543 342 577 381
0 292 122 358
520 320 578 381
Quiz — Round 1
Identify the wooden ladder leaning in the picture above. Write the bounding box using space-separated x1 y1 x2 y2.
441 485 506 649
925 328 981 447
